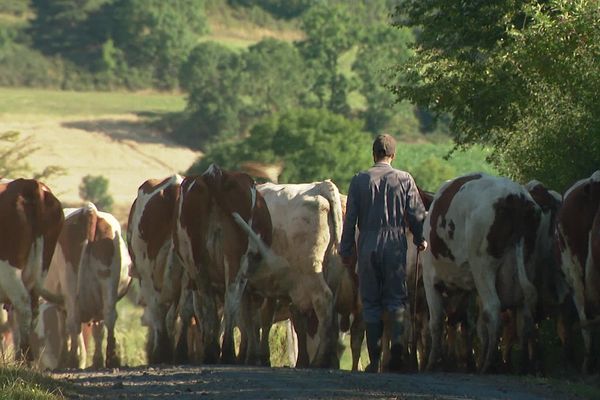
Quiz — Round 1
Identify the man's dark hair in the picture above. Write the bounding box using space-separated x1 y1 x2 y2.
373 134 396 159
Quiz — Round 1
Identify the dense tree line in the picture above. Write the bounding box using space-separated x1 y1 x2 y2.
2 0 595 195
390 0 600 191
1 0 208 89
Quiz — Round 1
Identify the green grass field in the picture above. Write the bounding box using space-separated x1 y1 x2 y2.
0 365 70 400
0 87 186 117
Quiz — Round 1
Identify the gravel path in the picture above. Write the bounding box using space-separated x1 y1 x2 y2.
54 365 583 400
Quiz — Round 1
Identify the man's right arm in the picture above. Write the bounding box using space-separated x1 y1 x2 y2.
405 174 427 248
340 176 359 261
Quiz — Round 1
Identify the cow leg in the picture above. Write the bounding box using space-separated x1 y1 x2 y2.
307 276 338 368
515 302 537 375
76 326 87 369
0 264 32 362
221 286 237 364
103 288 121 369
90 322 104 369
472 268 501 373
422 263 444 371
571 284 591 373
239 292 261 365
173 289 195 364
258 298 276 366
290 306 309 368
350 312 365 371
380 312 392 372
192 288 220 364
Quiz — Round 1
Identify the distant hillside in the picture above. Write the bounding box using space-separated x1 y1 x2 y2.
0 88 198 223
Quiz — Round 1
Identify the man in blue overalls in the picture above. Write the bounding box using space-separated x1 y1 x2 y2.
340 134 427 373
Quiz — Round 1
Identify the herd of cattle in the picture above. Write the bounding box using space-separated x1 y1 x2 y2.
0 166 599 375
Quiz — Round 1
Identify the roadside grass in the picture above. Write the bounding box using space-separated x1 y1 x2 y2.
0 365 69 400
114 297 147 367
0 87 185 117
524 376 600 400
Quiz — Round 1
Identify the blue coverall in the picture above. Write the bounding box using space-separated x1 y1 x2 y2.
340 162 426 324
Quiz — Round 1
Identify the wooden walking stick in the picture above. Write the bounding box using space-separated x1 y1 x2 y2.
409 248 421 371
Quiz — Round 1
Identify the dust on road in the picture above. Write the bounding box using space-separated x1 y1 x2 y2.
54 365 580 400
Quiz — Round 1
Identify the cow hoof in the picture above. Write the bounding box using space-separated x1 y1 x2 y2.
106 354 121 369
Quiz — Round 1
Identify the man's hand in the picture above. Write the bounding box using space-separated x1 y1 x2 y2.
417 240 428 252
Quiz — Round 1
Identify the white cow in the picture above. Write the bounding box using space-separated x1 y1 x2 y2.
252 180 344 368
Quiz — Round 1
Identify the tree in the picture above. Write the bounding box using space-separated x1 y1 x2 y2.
241 38 311 120
297 2 362 115
177 42 244 148
79 174 113 211
28 0 112 63
227 0 315 19
0 131 65 180
352 23 420 136
108 0 208 88
390 0 600 191
189 108 373 191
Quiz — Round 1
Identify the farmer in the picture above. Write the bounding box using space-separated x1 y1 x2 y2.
340 133 427 372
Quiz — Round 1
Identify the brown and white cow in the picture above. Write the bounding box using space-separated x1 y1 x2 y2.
556 170 600 373
42 202 131 368
174 164 273 365
422 173 542 373
127 174 186 364
0 178 64 361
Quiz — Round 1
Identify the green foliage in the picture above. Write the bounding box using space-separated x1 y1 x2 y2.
227 0 315 19
298 2 362 115
26 0 208 89
242 38 310 118
0 87 185 116
28 0 112 62
177 38 312 148
79 174 114 212
0 366 67 400
0 130 65 180
108 0 209 89
391 0 600 191
189 108 373 190
178 42 244 147
0 0 30 16
394 141 497 192
352 23 420 136
494 0 600 191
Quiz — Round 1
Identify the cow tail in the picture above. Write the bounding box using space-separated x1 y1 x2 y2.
35 226 64 304
516 237 537 307
76 203 98 292
84 202 98 244
33 182 64 305
232 212 271 261
117 278 132 301
319 180 343 246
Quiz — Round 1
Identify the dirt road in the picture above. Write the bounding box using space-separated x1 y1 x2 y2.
54 365 581 400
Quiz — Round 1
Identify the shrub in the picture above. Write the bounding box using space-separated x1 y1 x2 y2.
79 175 114 212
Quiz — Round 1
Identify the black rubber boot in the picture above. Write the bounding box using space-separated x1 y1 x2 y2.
365 321 383 373
388 307 406 372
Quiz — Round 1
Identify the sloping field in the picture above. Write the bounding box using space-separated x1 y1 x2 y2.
0 89 200 223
